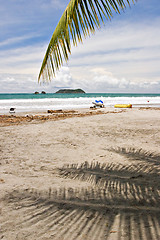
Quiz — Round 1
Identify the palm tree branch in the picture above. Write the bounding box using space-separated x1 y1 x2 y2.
76 7 88 37
38 0 136 82
93 0 107 22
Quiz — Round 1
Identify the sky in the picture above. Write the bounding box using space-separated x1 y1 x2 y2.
0 0 160 93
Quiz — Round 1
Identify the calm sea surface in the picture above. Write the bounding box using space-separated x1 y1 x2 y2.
0 93 160 113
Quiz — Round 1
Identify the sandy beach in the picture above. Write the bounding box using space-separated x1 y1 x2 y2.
0 107 160 240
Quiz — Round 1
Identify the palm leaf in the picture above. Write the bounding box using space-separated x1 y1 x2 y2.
38 0 136 83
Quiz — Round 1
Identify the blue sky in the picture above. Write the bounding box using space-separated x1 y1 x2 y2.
0 0 160 93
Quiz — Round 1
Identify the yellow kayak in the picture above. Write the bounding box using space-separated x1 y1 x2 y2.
114 104 132 108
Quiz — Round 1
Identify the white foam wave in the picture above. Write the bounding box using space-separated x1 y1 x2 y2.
0 96 160 113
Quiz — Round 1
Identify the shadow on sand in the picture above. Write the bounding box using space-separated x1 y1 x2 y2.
3 148 160 240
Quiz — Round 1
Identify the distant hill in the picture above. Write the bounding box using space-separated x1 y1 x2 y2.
55 89 85 94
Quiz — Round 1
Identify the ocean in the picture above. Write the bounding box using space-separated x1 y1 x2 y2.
0 93 160 114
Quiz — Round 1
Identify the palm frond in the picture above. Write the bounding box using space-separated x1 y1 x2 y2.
38 0 136 83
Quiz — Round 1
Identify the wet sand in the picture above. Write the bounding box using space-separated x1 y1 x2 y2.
0 107 160 240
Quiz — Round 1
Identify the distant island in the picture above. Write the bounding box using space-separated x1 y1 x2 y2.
55 89 85 94
34 91 46 94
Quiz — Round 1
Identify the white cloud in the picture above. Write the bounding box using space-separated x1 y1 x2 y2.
0 33 41 47
39 0 68 10
67 18 160 91
0 67 74 93
0 43 47 75
71 18 160 56
63 67 160 93
54 67 73 87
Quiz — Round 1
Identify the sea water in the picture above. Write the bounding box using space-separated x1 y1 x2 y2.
0 93 160 114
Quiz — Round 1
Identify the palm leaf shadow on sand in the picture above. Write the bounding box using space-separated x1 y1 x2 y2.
108 147 160 166
3 149 160 240
5 183 160 240
58 160 159 189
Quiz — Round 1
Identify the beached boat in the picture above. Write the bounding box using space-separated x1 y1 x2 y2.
92 100 104 108
114 104 132 108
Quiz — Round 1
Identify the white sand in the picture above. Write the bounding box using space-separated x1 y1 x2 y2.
0 107 160 240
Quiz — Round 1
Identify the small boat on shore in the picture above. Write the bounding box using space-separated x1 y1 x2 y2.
92 100 104 108
114 104 132 108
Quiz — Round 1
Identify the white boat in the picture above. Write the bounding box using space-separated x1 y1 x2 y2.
92 100 104 108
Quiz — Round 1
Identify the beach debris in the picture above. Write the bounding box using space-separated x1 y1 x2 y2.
110 230 117 233
0 109 121 126
9 107 16 113
139 107 160 110
48 109 63 113
0 178 5 183
47 109 77 114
